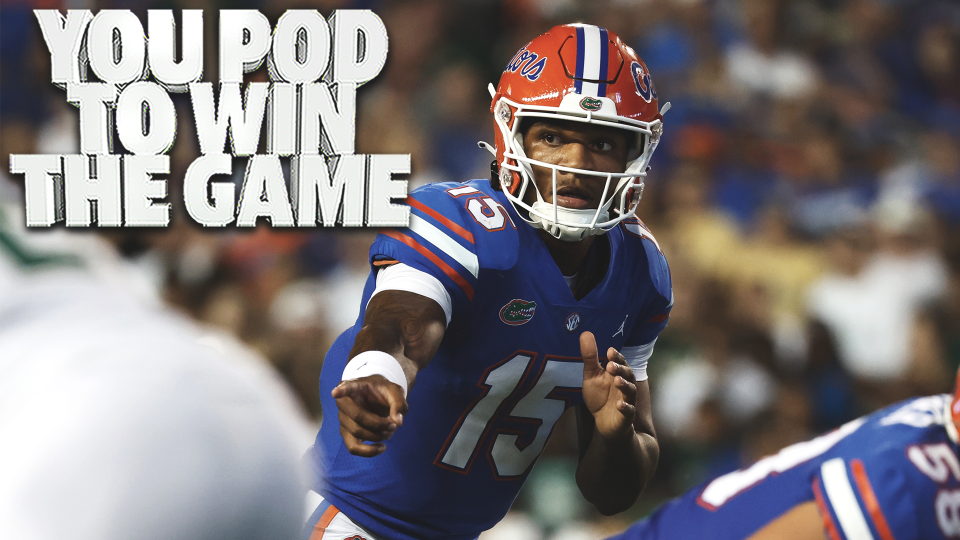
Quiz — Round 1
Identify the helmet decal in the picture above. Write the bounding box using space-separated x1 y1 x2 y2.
506 48 548 82
579 96 603 111
522 57 547 81
631 61 657 103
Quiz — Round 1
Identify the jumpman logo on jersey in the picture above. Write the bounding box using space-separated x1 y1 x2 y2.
613 315 628 337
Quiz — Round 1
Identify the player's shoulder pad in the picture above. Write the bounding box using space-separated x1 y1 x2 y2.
832 453 921 540
405 179 520 272
833 396 957 540
618 217 671 302
871 394 954 442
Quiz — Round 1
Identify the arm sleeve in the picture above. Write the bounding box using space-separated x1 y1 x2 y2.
622 239 673 381
371 263 453 326
621 339 657 382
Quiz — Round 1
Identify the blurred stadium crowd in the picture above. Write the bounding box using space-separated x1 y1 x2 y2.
1 0 959 538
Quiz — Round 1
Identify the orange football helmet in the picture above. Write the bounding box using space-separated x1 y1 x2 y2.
483 24 667 242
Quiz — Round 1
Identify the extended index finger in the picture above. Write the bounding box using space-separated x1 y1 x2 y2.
332 379 361 400
379 383 409 427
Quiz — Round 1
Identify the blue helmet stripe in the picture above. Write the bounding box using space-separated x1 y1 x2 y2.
598 28 609 97
575 26 585 94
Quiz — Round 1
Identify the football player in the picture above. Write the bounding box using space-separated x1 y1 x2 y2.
606 370 960 540
306 24 672 540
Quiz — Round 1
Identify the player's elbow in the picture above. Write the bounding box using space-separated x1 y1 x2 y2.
577 472 645 516
400 318 446 366
593 497 638 517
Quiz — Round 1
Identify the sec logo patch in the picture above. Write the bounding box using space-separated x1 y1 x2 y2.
565 313 581 332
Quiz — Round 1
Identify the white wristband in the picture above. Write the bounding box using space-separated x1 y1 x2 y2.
342 350 408 398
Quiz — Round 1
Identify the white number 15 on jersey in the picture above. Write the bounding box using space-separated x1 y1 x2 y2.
435 352 582 478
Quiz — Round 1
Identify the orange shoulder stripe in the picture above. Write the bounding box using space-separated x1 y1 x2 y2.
381 229 475 300
850 459 897 540
406 196 475 244
812 477 842 540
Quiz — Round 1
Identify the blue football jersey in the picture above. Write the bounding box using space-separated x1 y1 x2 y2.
312 179 672 540
609 394 960 540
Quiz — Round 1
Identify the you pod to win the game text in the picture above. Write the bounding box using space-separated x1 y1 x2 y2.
9 9 411 228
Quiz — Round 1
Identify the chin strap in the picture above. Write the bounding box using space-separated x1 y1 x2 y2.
529 201 609 242
478 141 497 156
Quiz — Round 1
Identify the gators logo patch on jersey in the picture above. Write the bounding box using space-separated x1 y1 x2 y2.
500 299 537 325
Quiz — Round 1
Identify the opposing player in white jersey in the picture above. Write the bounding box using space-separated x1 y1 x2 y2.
0 193 315 540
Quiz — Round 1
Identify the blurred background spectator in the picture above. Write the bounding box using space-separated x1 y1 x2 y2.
2 0 958 538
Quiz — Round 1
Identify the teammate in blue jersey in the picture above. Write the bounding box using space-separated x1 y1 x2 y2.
305 24 673 540
607 369 960 540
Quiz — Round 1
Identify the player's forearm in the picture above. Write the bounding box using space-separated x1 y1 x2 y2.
349 290 446 387
576 430 659 515
350 319 416 384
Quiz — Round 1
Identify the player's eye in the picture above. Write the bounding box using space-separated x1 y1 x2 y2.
542 133 562 145
593 140 614 152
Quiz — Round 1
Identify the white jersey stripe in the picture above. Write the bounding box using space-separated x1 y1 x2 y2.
446 186 480 197
408 214 479 278
580 25 601 97
820 458 876 540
